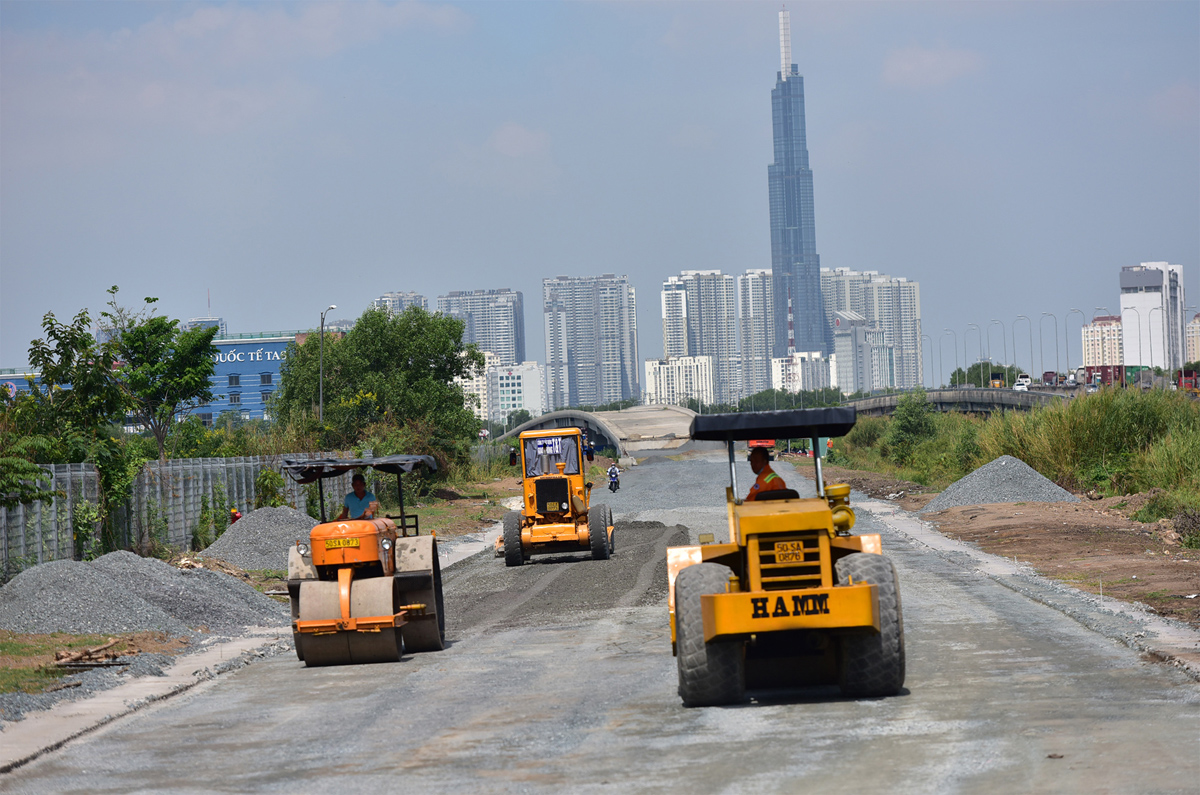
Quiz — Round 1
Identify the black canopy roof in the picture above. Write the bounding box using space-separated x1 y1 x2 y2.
690 407 857 442
281 455 437 484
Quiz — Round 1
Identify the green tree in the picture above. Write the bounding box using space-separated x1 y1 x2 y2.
947 362 1021 388
274 306 484 450
883 388 936 464
103 288 219 460
0 410 57 509
22 307 128 449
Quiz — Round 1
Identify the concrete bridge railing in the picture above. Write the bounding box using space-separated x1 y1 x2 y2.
846 388 1064 417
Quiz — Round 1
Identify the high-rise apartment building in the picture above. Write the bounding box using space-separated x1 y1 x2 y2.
660 271 738 404
821 267 922 389
437 289 525 366
644 356 714 407
1082 315 1124 367
1187 314 1200 365
488 361 547 424
771 351 833 393
739 268 774 397
831 310 893 394
1119 262 1186 370
373 291 428 315
543 275 639 408
768 9 829 358
454 350 497 422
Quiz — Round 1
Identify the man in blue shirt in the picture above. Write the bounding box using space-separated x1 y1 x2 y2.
337 473 377 520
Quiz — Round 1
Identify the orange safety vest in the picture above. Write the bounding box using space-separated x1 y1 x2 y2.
746 464 786 501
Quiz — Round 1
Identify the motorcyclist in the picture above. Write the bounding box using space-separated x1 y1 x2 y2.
607 463 620 493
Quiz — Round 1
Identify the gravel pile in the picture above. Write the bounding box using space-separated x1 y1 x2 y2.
90 551 288 633
202 506 317 571
920 455 1080 513
0 552 287 635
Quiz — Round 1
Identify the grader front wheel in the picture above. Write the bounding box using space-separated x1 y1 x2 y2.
674 563 744 707
503 511 524 567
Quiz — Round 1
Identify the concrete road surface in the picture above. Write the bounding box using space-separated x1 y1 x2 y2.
4 453 1198 793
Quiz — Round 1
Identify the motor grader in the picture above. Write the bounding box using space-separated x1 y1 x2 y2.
496 427 614 566
667 407 904 706
281 455 445 667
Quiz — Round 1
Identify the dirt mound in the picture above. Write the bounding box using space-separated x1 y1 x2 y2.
921 455 1079 513
202 506 316 571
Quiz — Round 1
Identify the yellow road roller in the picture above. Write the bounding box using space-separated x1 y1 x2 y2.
667 407 904 706
282 455 445 667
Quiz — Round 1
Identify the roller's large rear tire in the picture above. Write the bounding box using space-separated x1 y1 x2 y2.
836 553 905 697
589 504 611 560
675 563 744 707
402 540 446 652
503 511 524 567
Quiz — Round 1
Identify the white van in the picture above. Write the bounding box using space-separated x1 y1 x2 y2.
1014 374 1032 388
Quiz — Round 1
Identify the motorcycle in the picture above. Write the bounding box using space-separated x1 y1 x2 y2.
608 472 620 493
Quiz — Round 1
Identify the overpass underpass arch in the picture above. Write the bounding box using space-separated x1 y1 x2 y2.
495 410 625 456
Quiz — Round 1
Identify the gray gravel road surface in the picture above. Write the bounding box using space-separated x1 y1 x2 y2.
4 453 1198 793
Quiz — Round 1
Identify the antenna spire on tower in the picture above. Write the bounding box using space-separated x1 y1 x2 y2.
779 6 792 80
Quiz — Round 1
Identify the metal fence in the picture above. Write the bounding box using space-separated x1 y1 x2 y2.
1 452 351 579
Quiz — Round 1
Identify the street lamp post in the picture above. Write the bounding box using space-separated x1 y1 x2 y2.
965 323 982 387
1040 313 1059 383
989 320 1008 386
921 334 934 388
941 329 958 387
1065 308 1084 378
319 304 337 423
1122 306 1142 382
1148 305 1164 377
1015 315 1032 380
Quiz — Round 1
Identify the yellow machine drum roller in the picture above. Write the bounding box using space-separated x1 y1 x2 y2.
297 578 402 666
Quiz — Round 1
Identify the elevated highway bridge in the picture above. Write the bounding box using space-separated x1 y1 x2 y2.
495 389 1067 458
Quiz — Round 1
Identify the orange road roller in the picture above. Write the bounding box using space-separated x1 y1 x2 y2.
282 455 445 667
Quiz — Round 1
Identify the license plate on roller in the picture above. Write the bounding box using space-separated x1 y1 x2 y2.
325 537 361 549
774 540 807 563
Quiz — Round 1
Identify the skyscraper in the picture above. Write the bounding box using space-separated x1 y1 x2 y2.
768 9 828 358
821 268 923 389
738 268 774 397
373 291 428 315
660 271 738 404
436 289 525 366
1119 262 1186 370
543 275 639 408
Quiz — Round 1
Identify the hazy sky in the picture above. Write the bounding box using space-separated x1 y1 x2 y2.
2 1 1197 381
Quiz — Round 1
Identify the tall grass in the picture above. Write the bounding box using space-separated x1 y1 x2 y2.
835 388 1200 498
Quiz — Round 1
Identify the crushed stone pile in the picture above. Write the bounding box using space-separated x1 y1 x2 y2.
202 506 317 571
920 455 1080 513
0 552 287 635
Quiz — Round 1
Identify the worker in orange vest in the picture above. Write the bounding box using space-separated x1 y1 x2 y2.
745 448 787 501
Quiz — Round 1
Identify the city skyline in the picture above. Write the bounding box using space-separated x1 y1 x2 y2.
2 3 1196 374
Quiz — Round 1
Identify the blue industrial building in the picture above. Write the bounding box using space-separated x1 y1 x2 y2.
2 330 305 427
195 332 300 425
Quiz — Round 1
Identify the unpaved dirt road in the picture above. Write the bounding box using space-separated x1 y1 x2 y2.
4 454 1199 793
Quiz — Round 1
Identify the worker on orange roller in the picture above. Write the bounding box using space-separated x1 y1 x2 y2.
745 447 787 501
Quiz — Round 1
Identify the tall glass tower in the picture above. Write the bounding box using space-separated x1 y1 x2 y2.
769 9 829 357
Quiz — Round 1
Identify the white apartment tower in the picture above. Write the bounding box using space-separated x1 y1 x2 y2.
1082 315 1124 367
739 269 775 397
644 356 715 407
822 268 922 389
831 310 894 394
660 270 739 404
543 275 639 409
373 291 428 315
1119 262 1186 370
1187 314 1200 365
436 289 525 366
